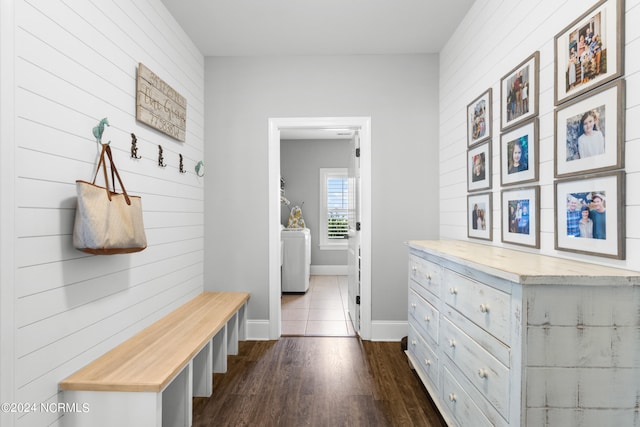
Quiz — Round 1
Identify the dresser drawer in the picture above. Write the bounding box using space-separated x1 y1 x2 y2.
409 254 442 298
409 289 439 345
441 317 510 420
442 365 493 427
443 269 510 344
408 323 439 387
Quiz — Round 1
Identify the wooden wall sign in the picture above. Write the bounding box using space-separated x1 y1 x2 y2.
136 63 186 142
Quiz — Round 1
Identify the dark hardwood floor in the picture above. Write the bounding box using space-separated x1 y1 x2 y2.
193 337 446 426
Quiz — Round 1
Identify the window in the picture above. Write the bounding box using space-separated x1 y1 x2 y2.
319 168 348 250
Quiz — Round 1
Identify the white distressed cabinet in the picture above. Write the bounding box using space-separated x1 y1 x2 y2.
406 240 640 427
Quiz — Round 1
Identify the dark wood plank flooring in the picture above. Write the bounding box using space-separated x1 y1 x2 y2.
193 337 446 426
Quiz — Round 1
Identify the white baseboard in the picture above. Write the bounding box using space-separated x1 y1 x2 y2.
310 265 348 275
247 319 408 342
369 321 408 342
246 320 271 340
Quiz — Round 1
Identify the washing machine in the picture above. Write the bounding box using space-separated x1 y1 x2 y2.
281 227 311 292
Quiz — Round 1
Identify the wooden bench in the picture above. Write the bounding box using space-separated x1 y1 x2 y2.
59 291 250 427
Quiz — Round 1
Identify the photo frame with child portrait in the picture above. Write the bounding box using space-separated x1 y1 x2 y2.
500 51 539 131
501 186 540 248
467 89 492 147
554 0 624 105
467 142 492 192
500 118 538 186
468 192 492 241
554 171 624 259
554 79 624 177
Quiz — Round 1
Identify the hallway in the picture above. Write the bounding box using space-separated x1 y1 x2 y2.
281 275 356 336
193 337 447 426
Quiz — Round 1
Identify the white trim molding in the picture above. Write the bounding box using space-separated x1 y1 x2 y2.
268 116 372 340
310 265 349 276
246 320 271 341
370 321 408 342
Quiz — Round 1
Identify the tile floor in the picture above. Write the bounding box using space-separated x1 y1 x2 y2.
281 275 356 336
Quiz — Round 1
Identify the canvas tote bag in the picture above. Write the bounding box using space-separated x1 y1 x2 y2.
73 144 147 254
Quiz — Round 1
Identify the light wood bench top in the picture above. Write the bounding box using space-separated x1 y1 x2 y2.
59 291 250 393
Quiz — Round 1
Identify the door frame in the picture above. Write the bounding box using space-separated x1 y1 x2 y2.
268 117 371 340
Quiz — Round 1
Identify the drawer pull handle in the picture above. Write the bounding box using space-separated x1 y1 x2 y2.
480 304 490 313
412 266 417 272
411 303 417 309
449 287 458 295
425 359 431 366
448 339 456 348
426 273 432 281
411 340 417 346
478 369 489 379
424 315 431 322
448 393 457 402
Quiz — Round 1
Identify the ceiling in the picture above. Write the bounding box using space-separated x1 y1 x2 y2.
160 0 475 57
160 0 475 140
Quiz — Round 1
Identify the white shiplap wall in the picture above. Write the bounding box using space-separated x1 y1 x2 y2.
5 0 205 425
439 0 640 270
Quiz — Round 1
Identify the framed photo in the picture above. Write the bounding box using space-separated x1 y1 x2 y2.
554 171 624 259
467 89 492 147
501 118 539 186
554 0 624 105
500 51 539 131
468 192 492 241
501 186 540 248
555 79 624 177
467 142 492 192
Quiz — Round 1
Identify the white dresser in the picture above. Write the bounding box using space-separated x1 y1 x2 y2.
406 240 640 427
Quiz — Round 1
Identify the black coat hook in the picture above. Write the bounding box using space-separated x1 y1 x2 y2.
179 154 187 173
158 145 166 167
130 133 141 159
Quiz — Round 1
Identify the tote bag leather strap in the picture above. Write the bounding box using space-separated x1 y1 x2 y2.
91 144 132 205
104 145 132 205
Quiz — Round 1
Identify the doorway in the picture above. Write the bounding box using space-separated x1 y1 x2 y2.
268 117 371 340
281 275 354 336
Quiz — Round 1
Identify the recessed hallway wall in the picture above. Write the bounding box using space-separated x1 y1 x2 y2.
204 54 441 339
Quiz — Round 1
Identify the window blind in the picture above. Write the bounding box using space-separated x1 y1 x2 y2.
327 177 348 239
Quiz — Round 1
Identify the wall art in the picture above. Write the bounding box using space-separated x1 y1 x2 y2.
136 63 187 142
467 89 492 147
467 141 492 192
554 0 624 105
554 170 624 259
501 185 540 248
500 51 539 131
468 192 492 241
500 118 539 186
554 79 624 177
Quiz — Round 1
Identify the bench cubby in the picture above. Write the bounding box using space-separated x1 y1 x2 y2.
59 291 250 427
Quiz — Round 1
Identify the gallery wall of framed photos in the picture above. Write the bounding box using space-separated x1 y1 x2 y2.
552 0 626 259
465 0 626 259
